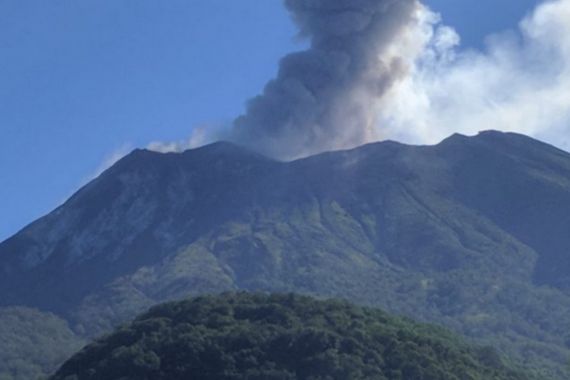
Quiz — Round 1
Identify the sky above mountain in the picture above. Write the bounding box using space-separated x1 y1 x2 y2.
0 0 561 241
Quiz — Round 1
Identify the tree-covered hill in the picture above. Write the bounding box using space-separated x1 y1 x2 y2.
51 293 532 380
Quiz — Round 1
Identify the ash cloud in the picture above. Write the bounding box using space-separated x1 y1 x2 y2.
230 0 425 159
151 0 570 158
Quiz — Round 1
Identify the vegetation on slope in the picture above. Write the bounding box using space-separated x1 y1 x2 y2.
0 307 84 380
52 293 531 380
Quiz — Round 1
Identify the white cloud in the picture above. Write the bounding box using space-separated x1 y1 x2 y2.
147 127 210 153
378 0 570 151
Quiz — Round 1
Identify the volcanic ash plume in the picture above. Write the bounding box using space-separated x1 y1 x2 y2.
230 0 425 160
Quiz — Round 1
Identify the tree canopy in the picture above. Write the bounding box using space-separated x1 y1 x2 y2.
52 293 531 380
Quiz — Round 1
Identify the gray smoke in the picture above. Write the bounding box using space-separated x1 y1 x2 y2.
230 0 422 159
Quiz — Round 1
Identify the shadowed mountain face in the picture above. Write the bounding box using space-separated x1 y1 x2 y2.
2 131 570 378
0 142 277 312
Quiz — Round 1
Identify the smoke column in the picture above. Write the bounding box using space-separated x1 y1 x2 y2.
231 0 424 160
149 0 570 156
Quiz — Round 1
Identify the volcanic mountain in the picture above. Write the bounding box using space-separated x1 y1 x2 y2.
2 131 570 378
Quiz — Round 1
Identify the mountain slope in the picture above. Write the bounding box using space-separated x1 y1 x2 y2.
2 131 570 378
51 293 532 380
0 142 276 312
0 307 84 380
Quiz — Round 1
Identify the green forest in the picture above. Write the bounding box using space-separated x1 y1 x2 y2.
51 293 533 380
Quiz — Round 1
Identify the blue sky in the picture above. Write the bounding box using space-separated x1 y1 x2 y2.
0 0 541 241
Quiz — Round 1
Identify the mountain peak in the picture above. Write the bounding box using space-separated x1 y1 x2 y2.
436 130 569 158
437 130 519 146
181 140 276 162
